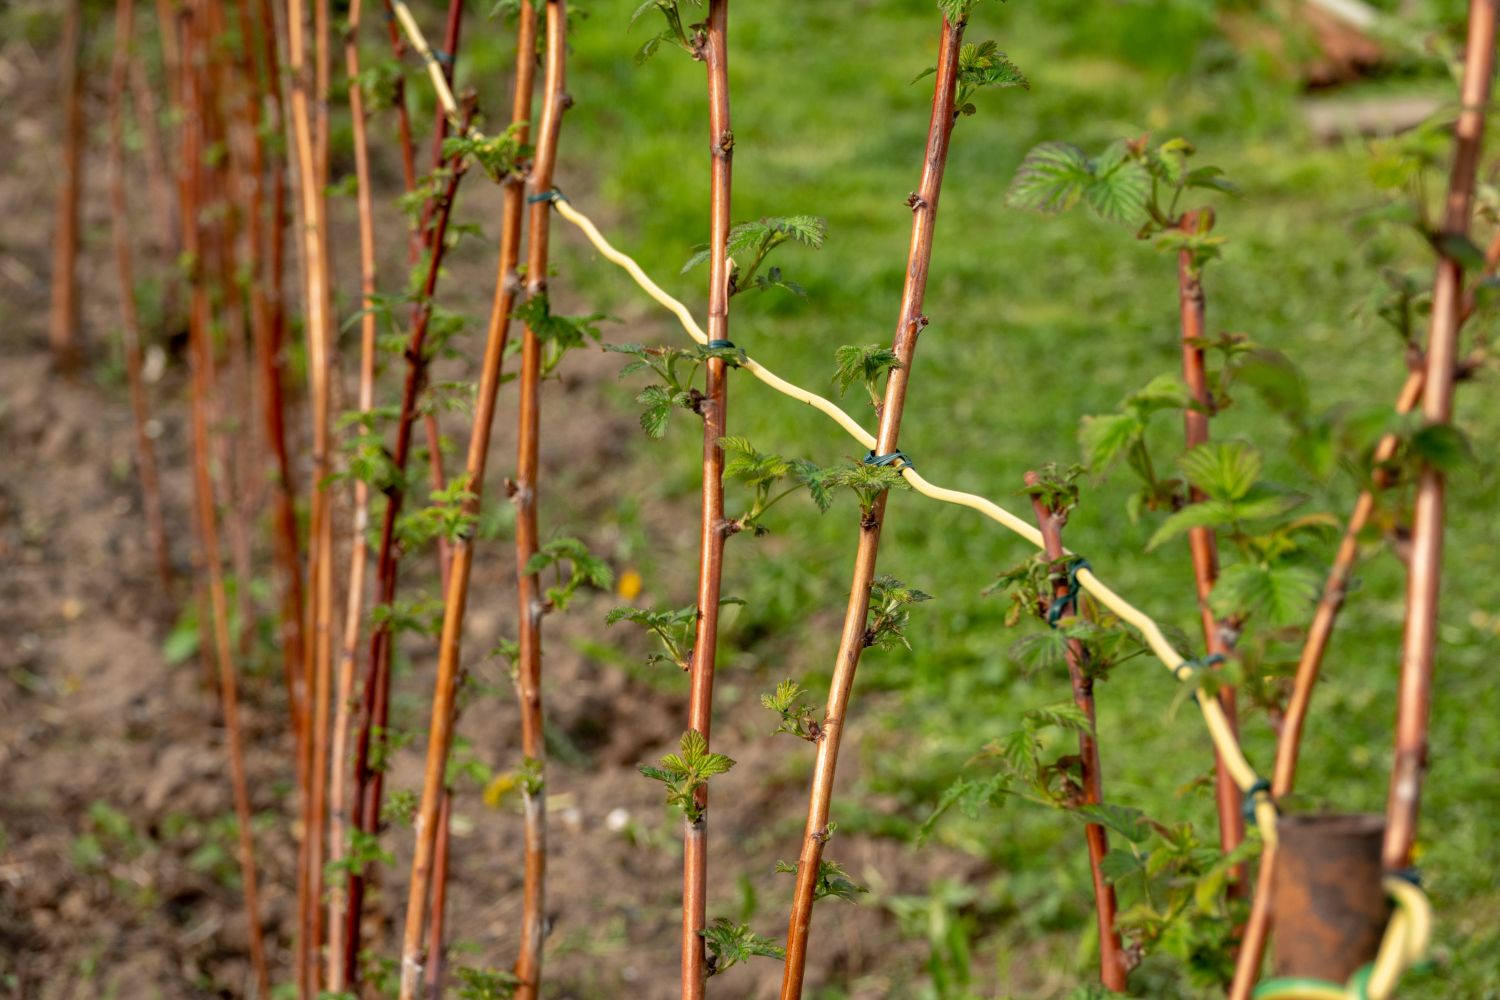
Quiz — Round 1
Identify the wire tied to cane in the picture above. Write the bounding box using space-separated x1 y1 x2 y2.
864 449 914 471
1046 556 1092 626
1242 778 1274 826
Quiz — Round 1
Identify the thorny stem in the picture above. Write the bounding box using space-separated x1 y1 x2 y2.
1174 210 1246 889
778 15 964 999
1384 0 1496 873
1026 473 1128 992
1233 8 1498 991
681 3 733 996
179 11 270 990
246 0 308 773
344 123 473 987
126 47 177 257
326 0 381 989
344 24 473 958
50 0 85 373
382 1 420 197
1226 369 1425 1000
411 0 468 262
205 0 260 734
392 4 539 996
389 3 470 989
511 6 568 998
108 0 173 588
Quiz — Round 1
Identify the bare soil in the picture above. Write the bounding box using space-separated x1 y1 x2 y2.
0 20 986 1000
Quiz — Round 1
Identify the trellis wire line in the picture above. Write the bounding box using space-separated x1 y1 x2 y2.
388 5 1432 993
552 195 1277 826
555 194 1441 999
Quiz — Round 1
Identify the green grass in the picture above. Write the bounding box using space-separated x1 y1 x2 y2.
461 2 1499 996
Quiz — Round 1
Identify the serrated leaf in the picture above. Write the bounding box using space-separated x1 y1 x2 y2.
1209 562 1320 626
1097 848 1145 883
1147 491 1301 550
1080 412 1144 473
1008 630 1070 677
1179 441 1261 501
1075 803 1152 844
1235 347 1308 420
1126 373 1193 417
1086 142 1150 224
1007 142 1094 215
1410 422 1474 472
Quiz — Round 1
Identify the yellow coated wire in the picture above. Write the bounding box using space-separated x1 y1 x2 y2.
1252 878 1433 999
554 193 1282 841
387 2 1431 990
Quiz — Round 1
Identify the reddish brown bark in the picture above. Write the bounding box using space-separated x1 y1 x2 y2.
779 16 964 998
1026 474 1127 992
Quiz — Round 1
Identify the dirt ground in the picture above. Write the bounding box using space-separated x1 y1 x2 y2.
0 22 988 1000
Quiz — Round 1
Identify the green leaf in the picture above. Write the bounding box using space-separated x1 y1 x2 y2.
1075 803 1152 844
1433 232 1487 270
700 918 784 976
1209 562 1320 626
833 344 901 404
774 858 868 903
1007 142 1094 216
523 537 613 611
1178 441 1261 501
1410 422 1474 472
1098 848 1145 884
1007 630 1070 677
1079 412 1143 473
1235 348 1309 421
1126 373 1193 417
1086 141 1151 224
1147 491 1301 550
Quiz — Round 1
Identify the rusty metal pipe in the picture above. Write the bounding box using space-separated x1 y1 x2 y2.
1271 813 1390 983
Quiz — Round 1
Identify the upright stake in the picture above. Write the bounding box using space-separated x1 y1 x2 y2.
1174 209 1246 878
50 0 86 372
109 0 173 587
1384 0 1497 872
778 16 964 998
681 2 733 995
512 6 568 997
1025 473 1127 992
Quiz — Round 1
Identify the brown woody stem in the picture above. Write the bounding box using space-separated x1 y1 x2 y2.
391 3 539 995
1384 0 1496 873
512 9 568 998
778 16 963 999
1025 473 1128 992
1174 211 1247 886
108 0 173 588
682 2 732 995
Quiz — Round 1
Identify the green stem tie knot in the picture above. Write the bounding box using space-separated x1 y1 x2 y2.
864 449 914 471
1046 556 1092 626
